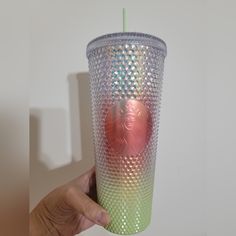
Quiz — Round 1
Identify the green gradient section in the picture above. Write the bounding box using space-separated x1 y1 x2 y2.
97 177 153 235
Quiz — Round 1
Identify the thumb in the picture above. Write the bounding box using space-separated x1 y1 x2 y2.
65 186 110 226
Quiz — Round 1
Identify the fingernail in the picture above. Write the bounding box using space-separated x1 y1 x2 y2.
96 211 109 226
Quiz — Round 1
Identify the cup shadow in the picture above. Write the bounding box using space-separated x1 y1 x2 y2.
30 72 94 210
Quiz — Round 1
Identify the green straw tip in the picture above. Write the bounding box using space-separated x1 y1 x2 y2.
122 8 127 32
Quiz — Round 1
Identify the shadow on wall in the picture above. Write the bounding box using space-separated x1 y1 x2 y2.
30 72 94 210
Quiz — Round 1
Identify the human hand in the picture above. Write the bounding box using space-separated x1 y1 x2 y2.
30 167 110 236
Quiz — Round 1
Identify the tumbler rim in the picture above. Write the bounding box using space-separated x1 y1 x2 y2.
86 32 167 58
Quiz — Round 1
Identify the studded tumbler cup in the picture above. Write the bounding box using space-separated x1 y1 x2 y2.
86 32 167 235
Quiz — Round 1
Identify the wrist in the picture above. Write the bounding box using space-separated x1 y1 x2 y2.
30 210 43 236
30 205 54 236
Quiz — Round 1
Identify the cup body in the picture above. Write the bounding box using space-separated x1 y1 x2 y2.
87 32 167 235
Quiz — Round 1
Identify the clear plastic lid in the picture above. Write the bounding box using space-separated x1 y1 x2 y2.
86 32 167 58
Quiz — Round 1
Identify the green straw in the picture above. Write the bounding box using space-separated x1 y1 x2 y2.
123 8 127 32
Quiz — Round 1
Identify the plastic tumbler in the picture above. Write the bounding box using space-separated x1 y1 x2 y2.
86 32 167 235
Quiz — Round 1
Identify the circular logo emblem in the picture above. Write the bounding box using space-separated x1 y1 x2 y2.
105 99 152 156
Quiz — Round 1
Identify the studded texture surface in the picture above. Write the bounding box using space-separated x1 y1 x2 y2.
87 33 166 235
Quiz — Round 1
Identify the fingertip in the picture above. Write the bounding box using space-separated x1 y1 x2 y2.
84 166 96 180
88 166 96 174
96 210 110 226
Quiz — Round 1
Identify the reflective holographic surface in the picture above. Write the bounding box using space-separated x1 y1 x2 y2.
87 32 167 235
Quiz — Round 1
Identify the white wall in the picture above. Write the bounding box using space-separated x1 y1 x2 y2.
206 0 236 235
29 1 236 236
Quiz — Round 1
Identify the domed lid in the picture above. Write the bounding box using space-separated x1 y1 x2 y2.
86 32 167 58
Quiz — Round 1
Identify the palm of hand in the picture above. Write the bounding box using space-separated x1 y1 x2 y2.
30 167 109 236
